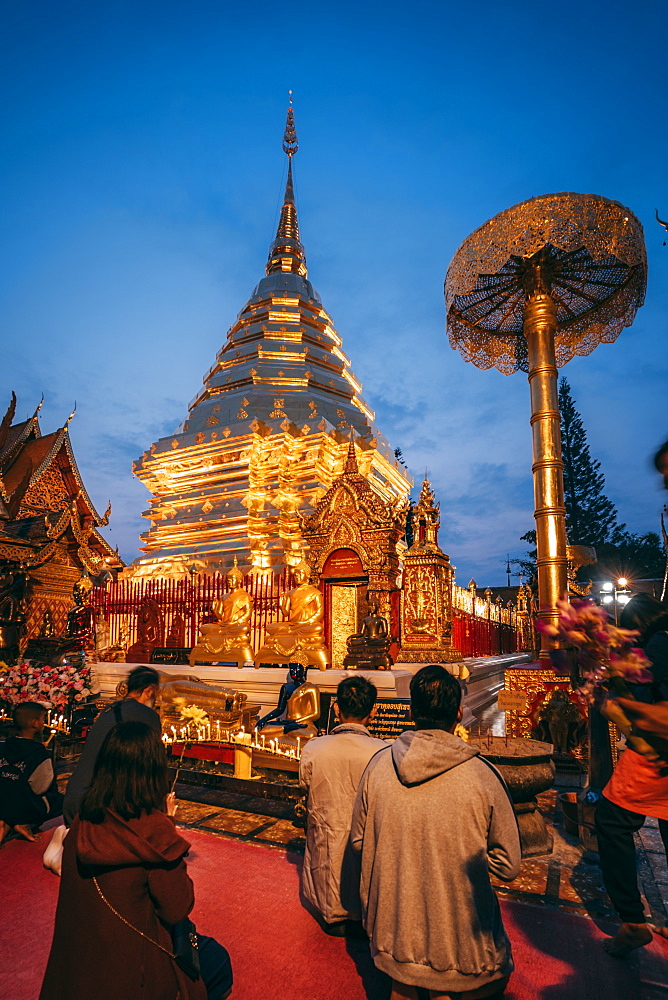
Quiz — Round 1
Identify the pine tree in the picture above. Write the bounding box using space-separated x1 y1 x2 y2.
558 377 619 548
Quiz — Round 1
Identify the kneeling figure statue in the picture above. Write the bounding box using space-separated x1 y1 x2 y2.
255 664 321 744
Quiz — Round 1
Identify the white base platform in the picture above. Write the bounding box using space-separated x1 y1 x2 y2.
94 653 530 726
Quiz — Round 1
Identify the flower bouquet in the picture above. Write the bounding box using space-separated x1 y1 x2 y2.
0 656 93 711
538 598 661 763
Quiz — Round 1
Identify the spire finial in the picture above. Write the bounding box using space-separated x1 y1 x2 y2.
344 436 360 476
282 93 298 158
267 96 306 276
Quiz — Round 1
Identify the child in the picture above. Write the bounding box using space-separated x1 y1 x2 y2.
0 702 62 843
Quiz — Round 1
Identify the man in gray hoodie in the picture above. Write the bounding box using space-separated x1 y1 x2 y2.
350 664 520 1000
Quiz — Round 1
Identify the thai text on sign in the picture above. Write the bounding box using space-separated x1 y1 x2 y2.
367 699 414 739
497 690 527 712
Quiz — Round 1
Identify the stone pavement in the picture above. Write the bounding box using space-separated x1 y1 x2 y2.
168 783 668 926
56 767 667 928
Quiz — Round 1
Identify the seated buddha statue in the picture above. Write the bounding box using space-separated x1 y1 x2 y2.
254 664 321 744
190 559 254 668
60 576 97 654
254 561 330 670
343 601 393 670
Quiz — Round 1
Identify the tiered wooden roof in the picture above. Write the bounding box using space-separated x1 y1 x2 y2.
0 394 123 575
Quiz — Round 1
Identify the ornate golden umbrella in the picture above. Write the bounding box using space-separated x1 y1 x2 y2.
445 193 646 650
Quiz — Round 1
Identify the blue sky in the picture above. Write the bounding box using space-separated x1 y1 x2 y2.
1 0 667 586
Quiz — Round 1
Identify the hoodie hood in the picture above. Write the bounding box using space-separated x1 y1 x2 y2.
76 810 190 868
391 729 480 786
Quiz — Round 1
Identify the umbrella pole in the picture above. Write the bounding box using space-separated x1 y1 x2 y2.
523 290 569 656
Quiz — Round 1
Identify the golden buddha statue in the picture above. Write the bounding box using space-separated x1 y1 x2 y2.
255 664 321 744
190 559 254 668
254 561 330 670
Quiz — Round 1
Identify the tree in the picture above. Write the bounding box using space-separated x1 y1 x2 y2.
559 377 619 548
512 378 666 584
594 530 666 581
510 530 538 590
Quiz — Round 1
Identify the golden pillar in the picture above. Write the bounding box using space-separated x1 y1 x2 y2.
523 291 567 649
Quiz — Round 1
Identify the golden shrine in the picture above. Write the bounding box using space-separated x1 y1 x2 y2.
397 477 462 663
128 100 412 581
0 393 123 656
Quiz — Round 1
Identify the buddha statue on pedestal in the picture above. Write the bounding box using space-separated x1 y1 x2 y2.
254 664 321 744
190 559 254 668
343 601 393 670
59 576 97 656
254 561 330 670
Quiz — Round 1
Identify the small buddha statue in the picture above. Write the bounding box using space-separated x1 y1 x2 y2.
255 664 321 743
190 559 254 668
343 601 393 670
61 576 96 651
254 561 330 670
40 609 55 638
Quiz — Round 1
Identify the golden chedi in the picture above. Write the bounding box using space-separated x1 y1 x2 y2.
128 101 411 581
255 560 330 670
190 559 254 668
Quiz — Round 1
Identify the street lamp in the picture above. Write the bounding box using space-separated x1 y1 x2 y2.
599 578 631 624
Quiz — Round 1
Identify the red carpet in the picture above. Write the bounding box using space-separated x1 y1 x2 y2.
1 823 667 1000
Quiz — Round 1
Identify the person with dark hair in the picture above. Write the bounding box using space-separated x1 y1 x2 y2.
350 665 520 1000
653 439 668 488
596 593 668 955
62 664 161 827
0 702 62 844
40 722 232 1000
299 675 386 935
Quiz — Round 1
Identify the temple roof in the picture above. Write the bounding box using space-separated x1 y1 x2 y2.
0 395 122 571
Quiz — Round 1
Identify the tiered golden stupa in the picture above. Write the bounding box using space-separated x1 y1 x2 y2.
130 101 412 579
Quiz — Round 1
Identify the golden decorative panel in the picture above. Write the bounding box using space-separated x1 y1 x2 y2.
330 585 358 670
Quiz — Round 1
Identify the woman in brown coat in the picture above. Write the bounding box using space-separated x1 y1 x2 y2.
40 722 208 1000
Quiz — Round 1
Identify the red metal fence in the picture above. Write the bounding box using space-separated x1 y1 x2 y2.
92 571 292 654
93 574 532 660
452 609 522 658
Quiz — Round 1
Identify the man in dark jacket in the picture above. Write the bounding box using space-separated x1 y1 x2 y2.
0 702 63 843
63 665 160 825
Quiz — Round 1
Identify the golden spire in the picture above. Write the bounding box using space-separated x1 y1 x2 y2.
267 94 307 277
344 436 360 476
